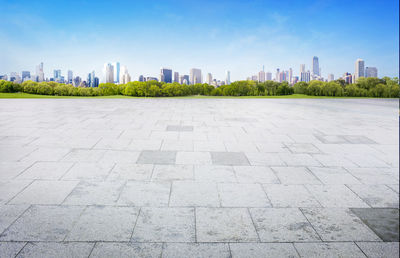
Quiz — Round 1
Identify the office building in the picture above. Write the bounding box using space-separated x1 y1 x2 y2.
301 70 311 82
300 64 305 73
54 69 61 82
266 72 272 81
190 68 202 84
342 72 353 84
160 68 173 83
258 70 265 82
365 67 378 78
206 73 213 84
67 70 73 84
121 66 131 84
104 63 114 83
22 71 30 81
225 71 231 85
138 75 144 82
36 62 44 82
288 68 293 84
73 76 82 87
354 58 365 81
174 72 179 83
327 74 334 82
112 62 120 83
313 56 320 76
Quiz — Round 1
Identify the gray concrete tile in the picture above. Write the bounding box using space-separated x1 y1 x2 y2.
0 205 29 234
342 135 377 144
286 143 321 154
305 185 369 208
0 205 85 241
0 180 32 204
263 184 321 208
294 242 366 258
161 140 194 151
101 150 140 163
218 183 271 207
307 167 362 184
9 180 78 205
66 206 139 241
347 184 399 208
137 151 176 165
118 181 170 206
196 208 258 242
170 181 219 207
108 163 153 180
230 243 299 258
0 242 26 258
163 243 230 258
131 207 195 242
17 242 93 258
272 167 321 185
356 242 399 258
17 161 74 180
301 208 381 241
62 149 106 162
176 152 212 165
211 152 250 166
245 153 284 166
90 243 162 258
166 125 194 132
279 154 321 166
234 166 279 184
152 164 194 181
250 208 320 242
351 208 399 242
20 147 71 163
62 162 114 180
63 181 125 205
345 167 398 185
0 162 34 180
195 165 236 182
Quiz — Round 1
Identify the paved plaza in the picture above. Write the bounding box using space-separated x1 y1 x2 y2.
0 98 399 257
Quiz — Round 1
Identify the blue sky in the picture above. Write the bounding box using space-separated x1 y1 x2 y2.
0 0 398 81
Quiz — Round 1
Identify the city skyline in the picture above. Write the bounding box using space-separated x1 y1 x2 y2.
0 0 398 80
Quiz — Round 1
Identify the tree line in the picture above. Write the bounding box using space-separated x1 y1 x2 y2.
0 77 398 98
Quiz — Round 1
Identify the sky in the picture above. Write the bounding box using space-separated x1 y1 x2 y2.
0 0 398 82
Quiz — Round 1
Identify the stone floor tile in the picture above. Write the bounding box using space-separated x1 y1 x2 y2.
127 139 162 151
245 153 284 166
230 243 299 258
312 154 358 167
250 208 320 242
196 208 258 242
131 207 195 242
108 163 153 180
301 208 381 241
0 205 85 241
0 180 32 205
166 125 194 132
176 152 212 165
62 149 106 162
66 206 139 241
170 181 219 207
0 242 26 258
101 150 140 163
63 181 125 205
305 185 369 207
0 205 29 234
194 141 226 152
272 167 321 185
118 181 170 206
351 208 399 242
194 165 236 182
163 243 230 258
62 162 115 180
152 164 194 181
263 184 321 208
9 180 78 205
17 242 94 258
285 143 321 154
211 152 250 166
17 161 74 180
0 162 33 180
90 243 162 258
356 242 399 258
347 184 399 208
279 154 322 166
218 183 271 207
137 151 176 165
161 140 194 151
294 242 366 258
345 167 398 185
234 166 279 184
307 167 362 184
20 147 71 163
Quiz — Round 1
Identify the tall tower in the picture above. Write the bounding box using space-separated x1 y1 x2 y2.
113 62 120 83
312 56 319 76
190 68 202 85
207 73 213 84
104 63 114 83
225 71 231 85
160 68 173 83
354 59 365 81
36 62 44 82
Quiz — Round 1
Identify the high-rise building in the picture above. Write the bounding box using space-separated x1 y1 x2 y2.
312 56 319 76
275 69 280 81
266 72 272 81
300 64 305 73
174 72 179 83
354 58 365 82
206 73 213 84
288 68 293 84
22 71 30 81
258 70 265 82
139 75 144 82
53 70 62 82
94 77 99 87
160 68 173 83
225 71 231 85
73 76 82 87
121 66 131 84
190 68 202 84
342 72 352 84
113 62 120 83
36 62 44 82
301 70 311 82
67 70 73 84
365 67 378 78
104 63 114 83
327 74 334 82
87 72 93 87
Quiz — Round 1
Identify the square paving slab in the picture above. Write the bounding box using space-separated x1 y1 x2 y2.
0 98 398 257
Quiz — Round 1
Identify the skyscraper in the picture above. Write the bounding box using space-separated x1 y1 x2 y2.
312 56 319 76
121 66 131 84
53 70 62 82
67 70 73 84
113 62 120 83
160 68 173 83
190 68 202 84
365 67 378 78
36 62 44 82
266 72 272 81
288 68 293 84
207 73 213 84
87 72 92 87
328 74 334 82
354 58 365 82
300 64 305 73
139 75 144 82
225 71 231 85
22 71 30 81
104 63 114 83
258 70 265 82
174 72 179 83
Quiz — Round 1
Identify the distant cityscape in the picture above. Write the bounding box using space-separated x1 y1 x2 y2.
0 57 378 87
